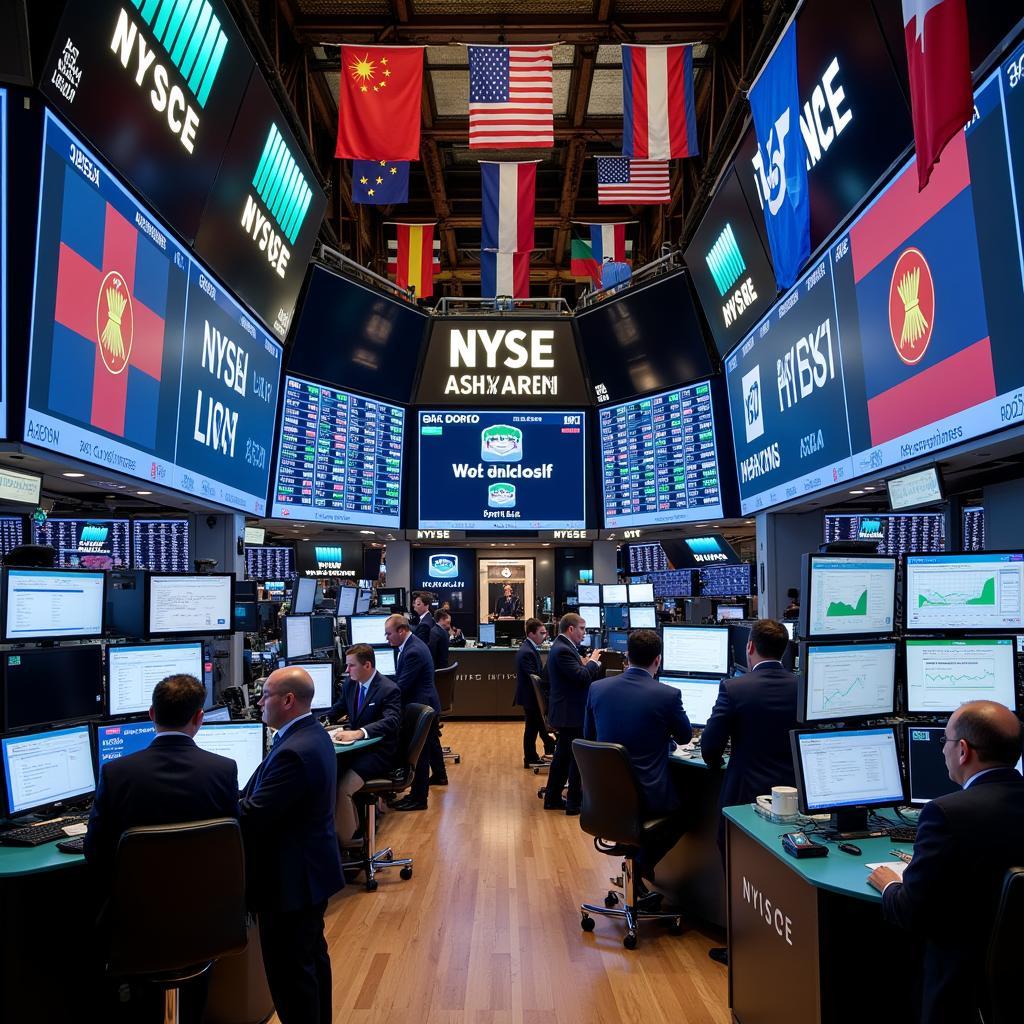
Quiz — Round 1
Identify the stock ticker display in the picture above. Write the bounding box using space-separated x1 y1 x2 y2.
963 506 985 552
245 545 295 580
0 517 22 556
33 517 131 569
699 563 756 597
627 542 671 575
824 513 946 556
132 519 190 571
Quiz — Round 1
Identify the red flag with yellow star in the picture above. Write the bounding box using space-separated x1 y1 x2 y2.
336 46 424 160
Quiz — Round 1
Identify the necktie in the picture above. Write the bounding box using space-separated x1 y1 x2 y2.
357 683 368 715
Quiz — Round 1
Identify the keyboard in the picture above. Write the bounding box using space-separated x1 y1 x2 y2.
0 815 89 847
888 825 918 844
57 836 86 855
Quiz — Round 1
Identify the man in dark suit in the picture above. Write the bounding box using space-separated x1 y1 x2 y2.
327 644 402 842
544 612 604 815
868 702 1024 1024
493 583 523 618
412 591 437 646
515 617 555 768
432 609 454 669
240 667 344 1024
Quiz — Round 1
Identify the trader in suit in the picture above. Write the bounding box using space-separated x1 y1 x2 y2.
412 591 437 646
493 583 523 619
240 667 344 1024
868 702 1024 1024
544 612 604 814
432 608 454 668
328 644 403 842
514 617 556 768
584 629 692 887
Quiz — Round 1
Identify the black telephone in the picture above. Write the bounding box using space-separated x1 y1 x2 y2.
782 831 829 858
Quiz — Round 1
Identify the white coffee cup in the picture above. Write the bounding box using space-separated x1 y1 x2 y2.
756 786 799 817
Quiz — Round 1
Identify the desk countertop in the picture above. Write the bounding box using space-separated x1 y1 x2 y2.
0 839 86 877
332 735 381 753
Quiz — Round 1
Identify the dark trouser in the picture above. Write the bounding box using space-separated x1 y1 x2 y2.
258 901 332 1024
523 706 556 762
546 726 582 808
636 815 688 885
428 718 446 775
410 721 444 803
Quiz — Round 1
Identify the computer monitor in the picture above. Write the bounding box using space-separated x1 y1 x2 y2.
284 615 313 660
602 584 628 604
728 622 752 672
797 641 897 724
93 718 157 770
377 587 406 611
582 630 602 651
2 645 104 731
291 577 317 615
578 584 601 604
265 581 286 595
310 616 335 651
801 554 897 640
233 601 258 632
887 466 943 511
603 604 628 629
905 725 960 806
904 637 1018 713
659 677 721 728
628 583 654 604
288 662 334 711
716 603 746 622
477 623 496 645
577 605 601 628
662 626 730 676
146 573 233 637
244 526 266 546
3 568 106 641
373 647 396 676
1 724 95 817
628 606 657 629
605 629 629 653
193 723 266 789
335 587 358 617
349 615 386 647
356 589 373 614
204 705 231 722
106 642 204 718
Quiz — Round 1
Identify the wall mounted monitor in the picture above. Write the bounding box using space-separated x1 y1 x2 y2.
245 546 295 581
627 542 670 574
603 604 628 629
962 506 985 552
193 723 265 789
887 467 944 511
271 376 404 528
602 584 628 604
291 577 317 615
904 637 1017 714
716 604 746 621
132 519 190 572
3 645 104 731
283 615 312 659
650 569 697 598
824 513 945 557
699 563 756 597
3 568 106 641
801 554 897 640
628 606 657 629
147 574 233 637
477 623 496 645
904 553 1024 632
244 527 266 546
0 517 24 558
797 641 897 724
628 583 654 604
32 518 130 570
94 718 157 771
373 647 396 676
106 642 204 718
348 615 387 647
1 723 95 817
660 677 721 728
662 626 730 676
335 587 358 618
577 584 601 604
288 662 334 712
577 605 601 628
905 725 961 806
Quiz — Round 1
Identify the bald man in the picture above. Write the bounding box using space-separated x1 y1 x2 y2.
240 667 344 1024
868 701 1024 1024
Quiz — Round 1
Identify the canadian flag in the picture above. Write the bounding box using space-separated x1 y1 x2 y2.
902 0 974 190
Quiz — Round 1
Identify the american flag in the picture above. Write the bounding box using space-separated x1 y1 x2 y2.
468 45 554 148
596 157 671 204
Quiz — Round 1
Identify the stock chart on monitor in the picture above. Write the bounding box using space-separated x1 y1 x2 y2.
803 642 896 722
905 637 1017 712
904 553 1024 631
806 557 896 638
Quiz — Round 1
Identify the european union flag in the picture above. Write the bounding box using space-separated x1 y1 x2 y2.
352 160 409 204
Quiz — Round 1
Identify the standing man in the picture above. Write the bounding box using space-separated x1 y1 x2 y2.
493 583 523 619
514 617 555 768
240 667 344 1024
412 591 437 644
431 609 454 669
544 612 604 814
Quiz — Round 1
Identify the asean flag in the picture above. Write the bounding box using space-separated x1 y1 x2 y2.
848 131 993 447
621 44 699 161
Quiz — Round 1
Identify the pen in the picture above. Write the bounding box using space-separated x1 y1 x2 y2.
889 849 912 863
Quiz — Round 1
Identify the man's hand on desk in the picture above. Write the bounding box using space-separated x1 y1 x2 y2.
867 865 902 893
330 729 364 744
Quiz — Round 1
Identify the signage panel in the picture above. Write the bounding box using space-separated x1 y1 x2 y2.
33 516 130 569
0 467 39 506
411 548 476 614
294 541 363 579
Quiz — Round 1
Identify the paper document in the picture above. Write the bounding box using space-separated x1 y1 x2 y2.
866 861 907 877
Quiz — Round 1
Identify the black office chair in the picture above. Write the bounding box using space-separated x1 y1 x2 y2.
352 702 436 891
985 866 1024 1024
529 672 553 776
435 662 461 765
105 818 247 1023
572 739 683 949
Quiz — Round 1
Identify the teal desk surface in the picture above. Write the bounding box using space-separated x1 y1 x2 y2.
332 734 381 753
669 747 728 769
723 805 915 903
0 838 85 877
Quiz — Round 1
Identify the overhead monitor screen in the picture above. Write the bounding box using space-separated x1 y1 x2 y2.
627 542 670 574
107 642 204 718
0 517 23 557
805 556 896 638
962 507 985 552
628 606 657 628
194 723 264 788
418 410 586 531
284 614 312 658
659 677 720 727
801 642 897 722
348 615 386 647
794 728 904 812
699 563 755 597
32 517 130 570
904 553 1024 632
1 724 95 816
95 719 157 769
271 376 404 528
628 583 654 603
245 545 295 580
132 519 190 571
824 513 945 557
3 646 104 731
887 467 943 510
662 626 729 676
577 584 601 604
904 638 1017 713
244 526 265 545
602 584 628 604
289 662 333 711
4 568 105 641
148 574 232 635
650 569 696 598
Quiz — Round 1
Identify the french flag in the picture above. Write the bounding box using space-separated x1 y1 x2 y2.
480 251 530 298
481 161 536 253
622 44 699 161
589 223 630 265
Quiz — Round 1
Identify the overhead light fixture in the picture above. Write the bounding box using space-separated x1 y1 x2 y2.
849 489 865 495
136 490 152 495
359 530 374 535
62 472 85 478
863 486 876 491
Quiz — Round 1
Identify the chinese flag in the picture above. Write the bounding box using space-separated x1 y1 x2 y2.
336 46 424 160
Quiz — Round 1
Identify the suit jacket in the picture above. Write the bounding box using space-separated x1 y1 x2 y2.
546 634 604 730
394 633 440 712
882 768 1024 1024
584 668 692 817
513 638 545 709
427 622 450 669
84 734 239 896
700 661 798 810
239 715 344 913
413 611 436 645
327 671 402 779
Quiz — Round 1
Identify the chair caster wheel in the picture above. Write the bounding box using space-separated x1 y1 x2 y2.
537 788 546 799
384 850 394 861
454 755 461 764
365 878 378 892
604 891 619 908
533 767 540 775
623 931 638 950
400 866 413 880
668 918 683 936
580 914 595 932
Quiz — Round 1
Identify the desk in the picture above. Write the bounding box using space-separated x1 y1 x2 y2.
448 647 521 718
723 805 915 1023
333 735 382 754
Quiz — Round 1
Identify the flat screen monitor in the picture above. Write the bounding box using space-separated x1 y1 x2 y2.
728 622 752 672
578 584 601 604
132 519 190 572
373 647 396 676
147 574 233 637
0 518 25 558
660 677 721 728
583 630 602 651
602 585 628 604
244 527 266 546
578 606 601 628
824 512 945 557
628 583 654 604
651 569 697 598
194 724 266 790
783 621 795 639
289 662 334 711
3 568 105 641
798 642 897 724
887 467 944 511
284 616 313 659
245 547 296 581
349 615 386 647
1 724 95 817
478 623 496 645
698 563 756 597
336 587 358 617
904 638 1018 713
716 604 746 621
234 601 258 632
904 553 1024 632
905 725 961 806
292 578 317 615
801 555 897 639
94 718 157 771
662 626 730 676
3 645 104 731
606 629 629 653
106 642 204 718
204 705 231 723
310 617 335 651
963 506 985 552
628 606 657 629
356 589 373 615
33 517 130 570
604 605 629 629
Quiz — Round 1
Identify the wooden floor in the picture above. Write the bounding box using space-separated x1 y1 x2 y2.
285 721 731 1024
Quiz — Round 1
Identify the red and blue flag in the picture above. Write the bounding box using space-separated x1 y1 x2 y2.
621 44 698 161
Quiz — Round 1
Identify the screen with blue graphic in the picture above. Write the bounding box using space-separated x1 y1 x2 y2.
25 113 282 516
699 563 755 597
418 411 587 531
95 719 157 769
32 518 130 570
271 376 404 528
132 519 190 571
245 545 296 580
824 513 945 557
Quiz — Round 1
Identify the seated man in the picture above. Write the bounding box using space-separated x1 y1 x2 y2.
868 701 1024 1024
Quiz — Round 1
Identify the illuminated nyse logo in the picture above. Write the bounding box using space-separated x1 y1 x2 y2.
444 328 557 397
315 546 344 569
110 1 229 153
241 125 314 279
81 526 110 544
685 537 728 563
481 424 523 463
428 554 460 579
889 248 934 367
705 224 759 328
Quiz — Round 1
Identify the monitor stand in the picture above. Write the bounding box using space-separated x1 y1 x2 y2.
830 808 869 837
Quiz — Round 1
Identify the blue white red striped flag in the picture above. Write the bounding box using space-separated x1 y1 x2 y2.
468 45 554 149
621 44 699 161
481 161 537 252
480 251 530 298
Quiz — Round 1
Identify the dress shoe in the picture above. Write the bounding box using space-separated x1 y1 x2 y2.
634 890 663 913
564 804 581 816
543 798 567 811
429 772 449 786
392 797 428 811
709 947 729 966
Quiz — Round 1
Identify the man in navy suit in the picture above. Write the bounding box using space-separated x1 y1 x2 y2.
432 609 453 670
545 612 605 814
868 702 1024 1024
515 617 555 768
240 667 344 1024
327 644 402 842
412 591 437 647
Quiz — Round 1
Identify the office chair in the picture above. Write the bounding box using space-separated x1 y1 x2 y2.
572 739 683 949
105 818 247 1023
528 672 553 775
985 865 1024 1024
435 662 461 765
352 702 436 891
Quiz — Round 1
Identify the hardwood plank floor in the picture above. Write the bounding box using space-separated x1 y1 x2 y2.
280 721 731 1024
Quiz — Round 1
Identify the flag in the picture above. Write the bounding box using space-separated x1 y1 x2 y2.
571 224 634 285
570 239 600 285
335 46 424 160
480 251 530 298
468 45 554 148
352 160 409 204
386 223 440 298
481 161 537 252
621 44 698 160
902 0 974 190
596 157 670 204
748 21 810 289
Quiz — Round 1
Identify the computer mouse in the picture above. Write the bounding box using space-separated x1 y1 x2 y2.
837 842 862 855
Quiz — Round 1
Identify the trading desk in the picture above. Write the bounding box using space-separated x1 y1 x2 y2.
448 647 521 717
723 805 915 1023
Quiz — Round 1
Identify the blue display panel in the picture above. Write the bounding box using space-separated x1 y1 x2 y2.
598 381 724 528
25 113 282 515
418 410 586 531
132 519 190 571
245 545 295 580
33 517 131 569
824 512 945 556
270 376 404 528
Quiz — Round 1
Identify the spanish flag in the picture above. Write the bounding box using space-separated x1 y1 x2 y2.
386 223 440 298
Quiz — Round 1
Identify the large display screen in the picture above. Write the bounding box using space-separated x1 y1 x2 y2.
418 410 587 530
245 545 295 580
32 517 130 569
904 553 1024 632
824 513 945 557
598 381 723 528
626 542 670 575
26 114 282 516
904 637 1017 713
271 376 404 528
0 517 22 557
803 555 896 639
4 568 105 641
107 641 203 718
132 519 190 571
963 506 985 552
147 573 232 635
